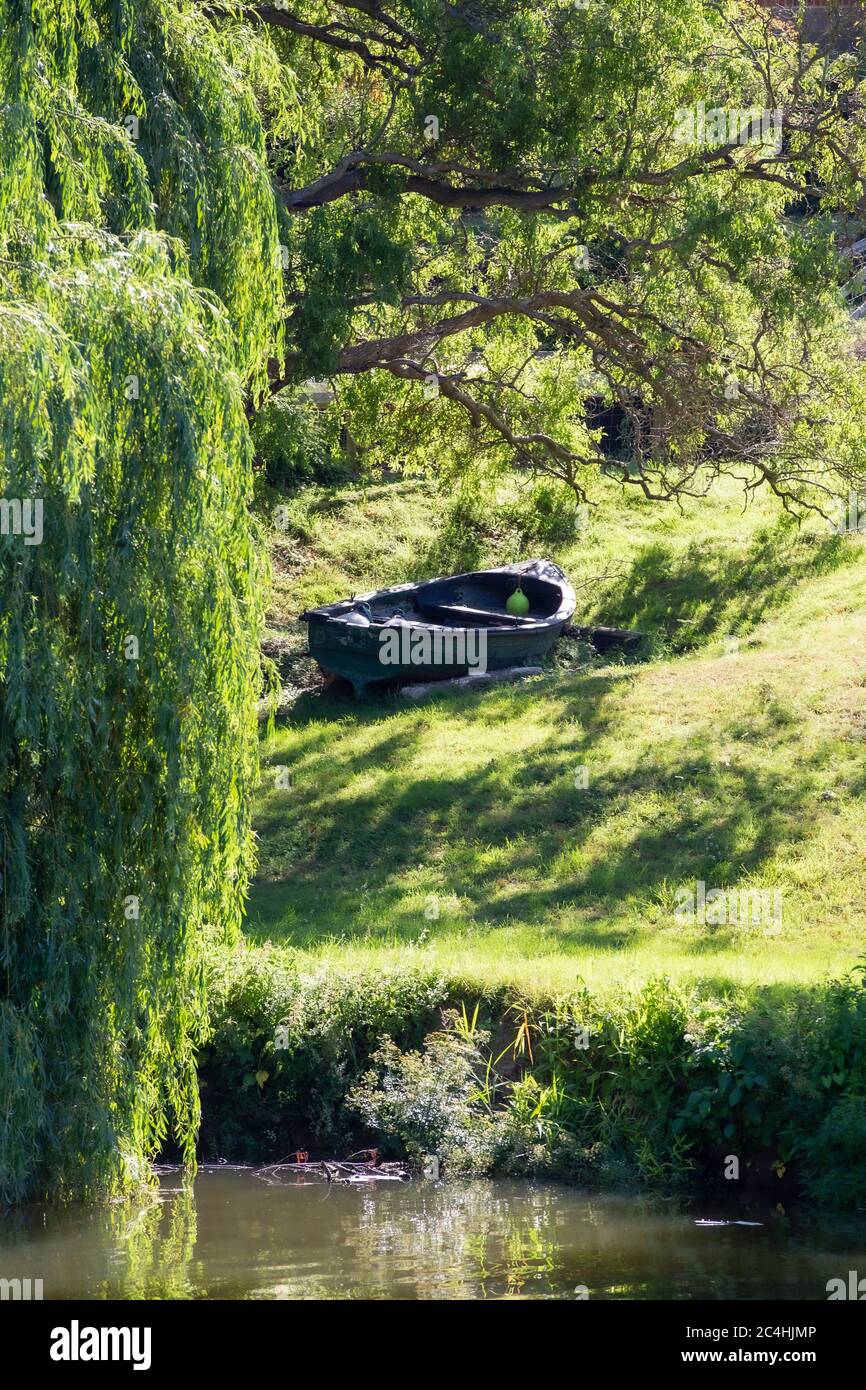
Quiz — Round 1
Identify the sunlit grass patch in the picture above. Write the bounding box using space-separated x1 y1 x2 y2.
248 477 866 995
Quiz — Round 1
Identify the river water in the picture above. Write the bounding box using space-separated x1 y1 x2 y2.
1 1168 864 1300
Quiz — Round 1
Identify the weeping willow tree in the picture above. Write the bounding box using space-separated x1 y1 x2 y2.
0 1 295 1201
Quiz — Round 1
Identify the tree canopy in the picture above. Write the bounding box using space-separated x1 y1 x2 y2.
241 0 866 515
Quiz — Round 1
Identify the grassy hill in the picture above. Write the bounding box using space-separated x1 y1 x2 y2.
248 474 866 995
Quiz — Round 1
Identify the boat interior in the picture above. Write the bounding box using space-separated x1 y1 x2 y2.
361 571 564 629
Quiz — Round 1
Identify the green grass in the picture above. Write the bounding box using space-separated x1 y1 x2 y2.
266 478 441 622
248 474 866 995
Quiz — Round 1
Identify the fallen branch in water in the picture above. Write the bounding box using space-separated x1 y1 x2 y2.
254 1154 411 1186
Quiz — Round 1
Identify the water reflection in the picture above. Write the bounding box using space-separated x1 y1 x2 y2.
1 1170 864 1300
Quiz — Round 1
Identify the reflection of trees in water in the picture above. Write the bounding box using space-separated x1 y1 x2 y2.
3 1176 864 1299
332 1183 568 1299
282 1184 866 1301
0 1179 197 1299
331 1184 715 1299
230 1181 563 1300
95 1180 197 1300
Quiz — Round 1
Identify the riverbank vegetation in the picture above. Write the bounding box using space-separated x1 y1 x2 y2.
201 942 866 1208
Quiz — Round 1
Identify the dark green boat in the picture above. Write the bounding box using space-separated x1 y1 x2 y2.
300 559 576 698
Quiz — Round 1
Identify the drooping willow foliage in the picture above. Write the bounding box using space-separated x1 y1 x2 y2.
0 1 294 1201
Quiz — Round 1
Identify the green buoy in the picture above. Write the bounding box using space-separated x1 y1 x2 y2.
506 581 530 616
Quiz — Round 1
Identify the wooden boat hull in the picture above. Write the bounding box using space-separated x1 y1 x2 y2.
300 559 575 698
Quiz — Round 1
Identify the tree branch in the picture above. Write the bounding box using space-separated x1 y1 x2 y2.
201 3 420 74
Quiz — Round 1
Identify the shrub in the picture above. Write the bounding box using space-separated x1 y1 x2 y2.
199 948 455 1160
799 1096 866 1208
347 1015 504 1170
251 396 351 491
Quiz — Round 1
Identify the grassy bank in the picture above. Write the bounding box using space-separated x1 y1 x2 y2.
200 944 866 1207
250 474 866 994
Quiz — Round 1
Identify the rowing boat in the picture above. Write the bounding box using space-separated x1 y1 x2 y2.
299 559 576 698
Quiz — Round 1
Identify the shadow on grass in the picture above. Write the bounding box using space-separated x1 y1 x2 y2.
246 654 866 950
585 527 858 651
